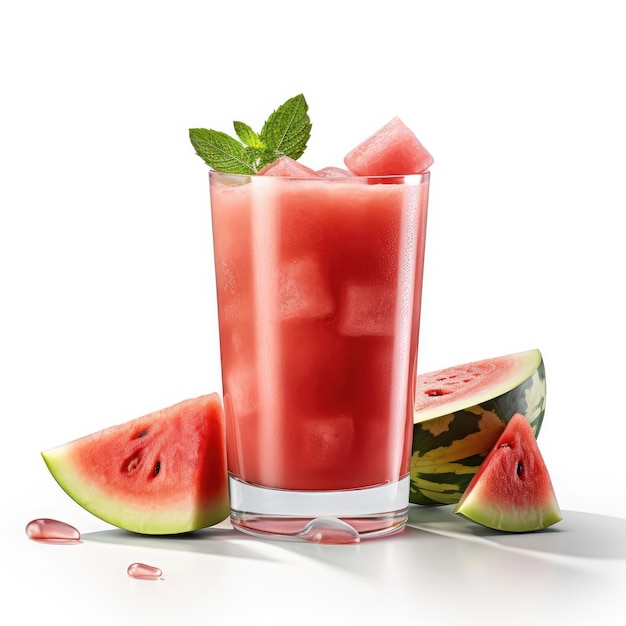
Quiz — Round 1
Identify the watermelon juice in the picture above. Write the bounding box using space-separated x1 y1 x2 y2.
209 170 429 538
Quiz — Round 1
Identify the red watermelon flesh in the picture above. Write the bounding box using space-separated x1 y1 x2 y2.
454 413 562 532
41 394 229 535
344 116 434 176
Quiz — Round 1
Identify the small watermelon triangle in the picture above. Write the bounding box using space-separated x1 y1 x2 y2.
453 413 562 532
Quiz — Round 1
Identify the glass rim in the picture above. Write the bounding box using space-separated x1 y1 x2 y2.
209 169 430 183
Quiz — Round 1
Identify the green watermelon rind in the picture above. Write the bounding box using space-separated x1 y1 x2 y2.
455 499 562 533
41 447 230 535
410 350 546 506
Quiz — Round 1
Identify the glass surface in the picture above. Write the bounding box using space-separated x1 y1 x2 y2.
209 171 430 540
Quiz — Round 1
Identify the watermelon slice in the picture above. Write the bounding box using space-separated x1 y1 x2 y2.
344 116 434 176
454 413 562 532
410 349 546 506
415 349 545 423
41 394 229 535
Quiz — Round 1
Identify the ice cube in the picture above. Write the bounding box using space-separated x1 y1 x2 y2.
222 357 257 420
337 282 395 336
315 166 355 178
278 256 335 320
301 413 354 470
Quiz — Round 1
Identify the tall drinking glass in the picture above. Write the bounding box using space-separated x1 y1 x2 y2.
209 170 430 540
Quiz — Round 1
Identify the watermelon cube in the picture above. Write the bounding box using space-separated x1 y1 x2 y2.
258 156 318 177
344 116 434 176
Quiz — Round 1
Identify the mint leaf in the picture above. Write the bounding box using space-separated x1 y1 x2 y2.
259 94 311 164
189 94 312 173
233 121 265 150
189 128 256 174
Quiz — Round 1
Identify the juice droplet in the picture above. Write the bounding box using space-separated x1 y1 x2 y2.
127 562 163 580
298 517 360 544
25 518 81 544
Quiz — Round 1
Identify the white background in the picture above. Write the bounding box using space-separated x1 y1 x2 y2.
1 0 625 622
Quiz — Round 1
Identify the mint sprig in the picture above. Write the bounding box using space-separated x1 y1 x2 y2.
189 94 312 174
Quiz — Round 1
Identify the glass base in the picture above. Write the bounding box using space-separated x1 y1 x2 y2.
228 475 409 541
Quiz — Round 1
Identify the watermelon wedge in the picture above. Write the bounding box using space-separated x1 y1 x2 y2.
410 349 546 506
344 116 434 176
41 394 229 535
454 413 562 532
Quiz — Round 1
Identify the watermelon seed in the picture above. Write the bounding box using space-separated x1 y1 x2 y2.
123 450 143 474
25 518 81 544
136 429 148 438
516 461 524 478
424 388 453 397
154 461 161 477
